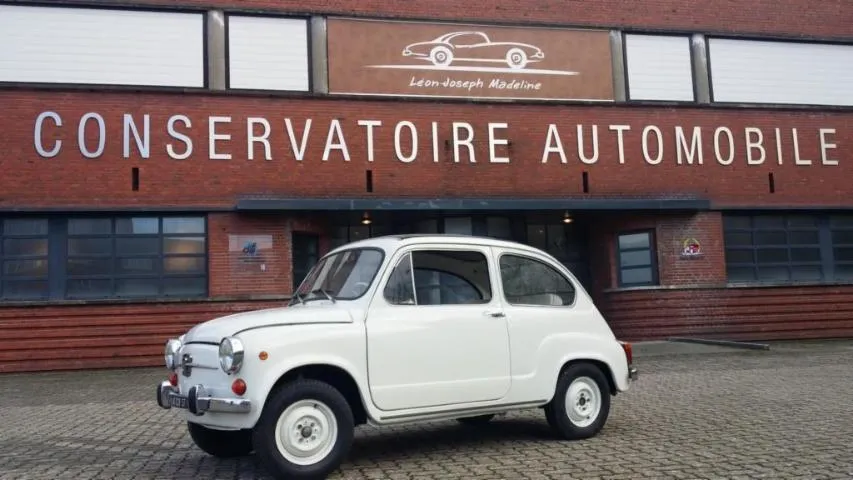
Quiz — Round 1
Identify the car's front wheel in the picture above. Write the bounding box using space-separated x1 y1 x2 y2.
544 362 611 440
253 379 354 480
187 422 254 457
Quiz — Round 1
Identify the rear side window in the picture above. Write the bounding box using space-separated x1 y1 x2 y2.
499 254 575 306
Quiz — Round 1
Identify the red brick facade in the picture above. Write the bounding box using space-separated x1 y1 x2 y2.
1 0 851 373
3 92 851 208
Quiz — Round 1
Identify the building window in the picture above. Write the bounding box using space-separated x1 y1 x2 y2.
0 215 207 302
723 214 822 283
0 218 50 300
66 216 207 299
831 216 853 281
723 213 853 284
616 230 659 287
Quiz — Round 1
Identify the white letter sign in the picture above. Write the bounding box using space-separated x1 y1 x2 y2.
34 111 62 158
394 121 417 163
488 122 510 163
78 112 106 159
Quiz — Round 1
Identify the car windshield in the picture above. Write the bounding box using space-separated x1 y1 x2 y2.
290 247 384 304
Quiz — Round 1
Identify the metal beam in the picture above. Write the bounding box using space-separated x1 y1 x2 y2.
235 197 712 212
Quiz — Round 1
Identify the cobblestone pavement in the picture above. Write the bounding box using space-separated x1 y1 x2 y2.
1 340 853 480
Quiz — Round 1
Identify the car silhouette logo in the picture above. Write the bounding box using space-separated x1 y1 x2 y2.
401 31 545 70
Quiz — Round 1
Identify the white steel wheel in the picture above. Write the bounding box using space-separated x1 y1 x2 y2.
274 399 339 466
253 379 354 480
564 376 602 428
544 362 612 440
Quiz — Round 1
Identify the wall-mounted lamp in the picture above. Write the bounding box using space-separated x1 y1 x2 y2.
361 212 372 225
562 211 573 224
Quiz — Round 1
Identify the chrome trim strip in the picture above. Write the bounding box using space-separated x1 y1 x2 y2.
198 396 253 414
156 381 251 414
376 400 547 422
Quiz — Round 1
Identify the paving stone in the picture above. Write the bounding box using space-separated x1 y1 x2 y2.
1 341 852 479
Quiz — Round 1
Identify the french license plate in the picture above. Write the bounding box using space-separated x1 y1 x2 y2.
170 394 188 409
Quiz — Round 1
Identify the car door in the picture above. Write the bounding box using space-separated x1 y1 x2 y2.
365 243 512 412
492 246 592 396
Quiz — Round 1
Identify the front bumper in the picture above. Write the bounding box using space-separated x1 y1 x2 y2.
156 381 251 416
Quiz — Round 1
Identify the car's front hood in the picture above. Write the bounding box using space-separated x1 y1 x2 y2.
182 304 353 344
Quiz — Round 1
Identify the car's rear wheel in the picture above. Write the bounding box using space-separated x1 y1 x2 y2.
187 421 254 457
253 379 354 480
544 362 611 440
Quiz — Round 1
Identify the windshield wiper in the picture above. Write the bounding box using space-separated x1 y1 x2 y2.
290 292 305 306
305 288 336 303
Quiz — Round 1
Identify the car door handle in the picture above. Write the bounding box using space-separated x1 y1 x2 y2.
484 310 506 318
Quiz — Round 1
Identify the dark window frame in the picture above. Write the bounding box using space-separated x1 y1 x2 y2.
830 215 853 282
0 214 208 303
0 218 51 301
724 213 853 285
615 229 660 288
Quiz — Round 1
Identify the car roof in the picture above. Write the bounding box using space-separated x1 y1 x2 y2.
327 233 545 256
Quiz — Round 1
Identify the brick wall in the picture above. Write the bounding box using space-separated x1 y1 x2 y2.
33 0 851 39
0 299 286 373
588 212 727 295
602 285 853 342
3 91 851 209
588 212 853 342
208 213 330 297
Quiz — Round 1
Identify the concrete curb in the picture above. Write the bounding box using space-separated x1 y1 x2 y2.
631 338 770 358
667 336 771 350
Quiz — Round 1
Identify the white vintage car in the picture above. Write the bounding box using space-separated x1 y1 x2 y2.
156 234 638 479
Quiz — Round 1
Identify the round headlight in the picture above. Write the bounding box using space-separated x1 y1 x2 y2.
219 337 245 374
164 338 182 370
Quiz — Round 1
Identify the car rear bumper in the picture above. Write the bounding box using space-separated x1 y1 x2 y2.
156 381 251 416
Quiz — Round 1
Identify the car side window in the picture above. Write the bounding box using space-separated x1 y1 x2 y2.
383 253 416 305
499 253 576 306
413 268 483 305
383 249 492 306
411 249 492 305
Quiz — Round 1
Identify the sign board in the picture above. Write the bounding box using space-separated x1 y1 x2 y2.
326 18 615 101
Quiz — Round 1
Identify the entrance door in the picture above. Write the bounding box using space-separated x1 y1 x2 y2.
365 245 512 411
291 232 319 291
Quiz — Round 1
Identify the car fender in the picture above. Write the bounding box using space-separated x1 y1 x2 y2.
232 323 372 427
533 332 630 400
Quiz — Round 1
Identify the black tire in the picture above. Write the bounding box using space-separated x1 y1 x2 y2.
252 379 355 480
544 362 611 440
187 421 254 458
456 414 495 426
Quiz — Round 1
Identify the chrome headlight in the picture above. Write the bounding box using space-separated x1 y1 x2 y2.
164 338 182 370
218 337 245 374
